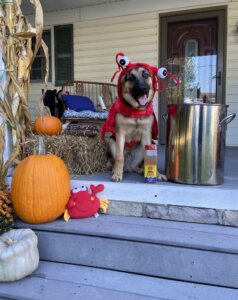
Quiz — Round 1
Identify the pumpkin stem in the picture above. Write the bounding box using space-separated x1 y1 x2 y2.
38 136 45 155
5 237 15 246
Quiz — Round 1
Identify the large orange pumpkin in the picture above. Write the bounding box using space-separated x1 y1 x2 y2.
33 115 62 135
11 154 70 224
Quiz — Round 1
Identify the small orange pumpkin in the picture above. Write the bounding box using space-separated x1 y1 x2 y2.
33 115 62 135
11 154 70 224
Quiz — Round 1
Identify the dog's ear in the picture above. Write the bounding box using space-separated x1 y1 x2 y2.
123 73 129 82
123 72 136 83
121 72 130 83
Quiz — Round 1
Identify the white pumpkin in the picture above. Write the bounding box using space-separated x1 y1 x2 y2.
0 228 39 282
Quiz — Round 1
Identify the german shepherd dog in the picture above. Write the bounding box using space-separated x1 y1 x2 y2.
103 66 166 182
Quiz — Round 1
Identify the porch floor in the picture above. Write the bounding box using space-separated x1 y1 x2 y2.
71 146 238 226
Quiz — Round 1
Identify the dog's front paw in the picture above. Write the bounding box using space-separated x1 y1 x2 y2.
157 172 167 181
112 169 123 182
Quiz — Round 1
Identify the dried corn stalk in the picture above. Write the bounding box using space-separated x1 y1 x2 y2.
0 0 48 184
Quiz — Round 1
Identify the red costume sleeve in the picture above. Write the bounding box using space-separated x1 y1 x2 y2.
100 102 117 139
152 112 158 140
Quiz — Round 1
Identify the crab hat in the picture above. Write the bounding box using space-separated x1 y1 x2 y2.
111 52 179 97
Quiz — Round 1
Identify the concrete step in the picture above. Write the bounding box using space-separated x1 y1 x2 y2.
70 174 238 227
0 261 238 300
15 215 238 289
6 171 238 227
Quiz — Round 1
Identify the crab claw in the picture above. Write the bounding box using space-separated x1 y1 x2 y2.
99 198 109 213
63 209 71 222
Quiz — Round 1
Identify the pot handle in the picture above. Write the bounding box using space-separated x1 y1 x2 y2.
219 113 236 127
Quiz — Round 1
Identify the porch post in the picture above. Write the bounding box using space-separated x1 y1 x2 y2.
0 0 14 177
0 57 13 176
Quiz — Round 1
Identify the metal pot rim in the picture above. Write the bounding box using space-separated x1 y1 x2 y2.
167 103 229 107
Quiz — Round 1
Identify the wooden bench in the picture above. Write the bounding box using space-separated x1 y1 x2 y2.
58 80 117 126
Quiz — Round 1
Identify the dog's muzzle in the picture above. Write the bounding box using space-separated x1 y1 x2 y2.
132 83 150 107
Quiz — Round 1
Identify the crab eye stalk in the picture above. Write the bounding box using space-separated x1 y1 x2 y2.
72 186 87 193
157 67 167 79
72 187 80 194
117 55 130 68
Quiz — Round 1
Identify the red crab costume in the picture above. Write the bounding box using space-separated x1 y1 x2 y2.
101 52 179 145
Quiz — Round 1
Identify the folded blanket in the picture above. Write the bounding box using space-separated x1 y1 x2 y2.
63 109 108 120
62 123 99 137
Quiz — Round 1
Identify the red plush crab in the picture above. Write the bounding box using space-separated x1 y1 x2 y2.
64 184 108 221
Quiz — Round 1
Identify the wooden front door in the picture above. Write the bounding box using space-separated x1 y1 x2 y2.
159 8 226 144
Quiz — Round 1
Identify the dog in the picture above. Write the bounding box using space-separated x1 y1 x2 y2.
101 53 178 181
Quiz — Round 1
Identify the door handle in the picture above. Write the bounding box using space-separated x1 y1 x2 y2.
212 71 222 85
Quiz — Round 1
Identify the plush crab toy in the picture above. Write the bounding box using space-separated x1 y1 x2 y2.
64 184 108 221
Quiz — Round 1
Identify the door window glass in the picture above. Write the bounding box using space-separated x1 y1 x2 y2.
166 18 218 104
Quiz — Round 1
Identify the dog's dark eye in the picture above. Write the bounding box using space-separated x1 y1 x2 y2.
142 71 150 79
126 74 136 82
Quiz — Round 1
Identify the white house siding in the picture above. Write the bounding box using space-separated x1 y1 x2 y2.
29 11 159 118
226 1 238 145
74 13 158 82
27 0 238 145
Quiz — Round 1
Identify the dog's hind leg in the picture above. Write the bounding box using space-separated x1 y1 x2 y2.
130 145 144 174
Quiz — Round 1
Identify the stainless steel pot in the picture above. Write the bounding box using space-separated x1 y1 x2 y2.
165 103 236 185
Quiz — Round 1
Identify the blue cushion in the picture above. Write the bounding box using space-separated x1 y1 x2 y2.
62 95 96 112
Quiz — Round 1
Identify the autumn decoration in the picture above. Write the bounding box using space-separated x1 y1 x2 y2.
33 115 62 135
0 228 39 281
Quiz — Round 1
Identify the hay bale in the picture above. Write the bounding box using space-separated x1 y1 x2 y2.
21 134 108 175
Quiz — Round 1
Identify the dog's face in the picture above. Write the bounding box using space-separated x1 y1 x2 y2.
121 67 154 110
